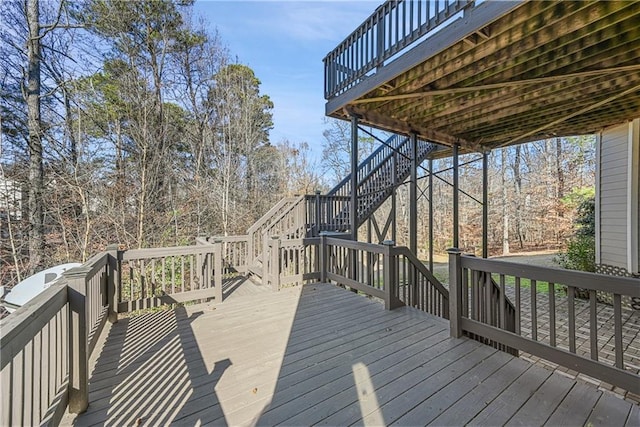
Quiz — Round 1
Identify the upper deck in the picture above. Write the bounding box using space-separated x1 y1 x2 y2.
324 0 640 152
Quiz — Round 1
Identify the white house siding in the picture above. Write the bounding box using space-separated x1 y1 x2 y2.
597 119 640 275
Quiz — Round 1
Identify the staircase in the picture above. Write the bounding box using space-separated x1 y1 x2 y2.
328 134 438 228
244 133 439 279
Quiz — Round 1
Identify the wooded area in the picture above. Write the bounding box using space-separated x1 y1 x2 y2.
0 0 594 288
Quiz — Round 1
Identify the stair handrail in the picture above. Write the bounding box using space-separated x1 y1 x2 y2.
328 134 405 196
393 246 449 300
247 196 299 235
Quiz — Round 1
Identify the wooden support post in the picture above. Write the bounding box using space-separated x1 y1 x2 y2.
409 133 418 254
452 143 460 249
482 150 489 258
392 151 398 243
271 237 281 291
350 115 359 241
383 240 402 310
105 244 120 323
319 233 327 283
213 239 223 303
447 248 463 338
65 268 89 414
428 158 434 272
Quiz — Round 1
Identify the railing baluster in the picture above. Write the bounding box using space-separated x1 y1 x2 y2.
614 293 623 369
181 256 185 293
549 282 556 347
568 286 576 353
514 277 521 334
484 272 491 325
589 289 598 361
129 264 134 303
531 279 537 340
499 274 506 329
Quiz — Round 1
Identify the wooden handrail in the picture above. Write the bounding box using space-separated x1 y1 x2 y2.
449 250 640 394
393 246 449 298
323 0 475 99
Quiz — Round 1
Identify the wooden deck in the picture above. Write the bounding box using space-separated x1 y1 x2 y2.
63 281 639 426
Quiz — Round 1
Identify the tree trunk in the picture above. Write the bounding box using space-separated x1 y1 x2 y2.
26 0 46 274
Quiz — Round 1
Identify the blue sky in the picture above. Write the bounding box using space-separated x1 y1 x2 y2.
193 1 380 158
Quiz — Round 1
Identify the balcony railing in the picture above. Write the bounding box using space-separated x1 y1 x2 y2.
323 0 474 99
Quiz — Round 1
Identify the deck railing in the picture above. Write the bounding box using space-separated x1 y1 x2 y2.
448 249 640 394
323 0 474 99
0 242 237 425
265 234 450 317
0 251 113 425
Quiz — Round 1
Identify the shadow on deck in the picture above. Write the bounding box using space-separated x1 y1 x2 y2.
64 282 639 426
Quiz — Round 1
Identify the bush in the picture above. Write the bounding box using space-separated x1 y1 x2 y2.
555 235 595 272
555 195 595 272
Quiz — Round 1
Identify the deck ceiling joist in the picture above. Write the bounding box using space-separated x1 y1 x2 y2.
326 0 640 153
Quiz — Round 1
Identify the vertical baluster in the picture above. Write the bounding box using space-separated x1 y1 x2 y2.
499 274 506 329
462 268 468 318
531 279 537 340
485 272 492 325
140 259 145 306
471 270 477 320
129 262 134 303
172 255 176 294
33 332 41 423
515 277 521 335
190 254 194 291
568 286 576 353
15 351 24 426
549 282 556 347
589 290 598 361
181 256 185 293
613 293 623 369
42 321 50 417
151 258 156 297
162 257 166 294
23 342 32 426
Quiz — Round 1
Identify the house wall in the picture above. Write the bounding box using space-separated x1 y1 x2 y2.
597 119 639 275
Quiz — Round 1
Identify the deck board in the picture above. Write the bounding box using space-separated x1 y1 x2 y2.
62 282 637 426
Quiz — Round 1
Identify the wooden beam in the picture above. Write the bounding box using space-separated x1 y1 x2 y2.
387 8 640 120
348 106 474 149
378 1 638 117
424 73 640 134
351 64 640 105
497 83 640 148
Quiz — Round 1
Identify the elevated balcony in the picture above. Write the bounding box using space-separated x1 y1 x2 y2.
324 0 640 154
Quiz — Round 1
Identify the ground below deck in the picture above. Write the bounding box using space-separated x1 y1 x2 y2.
63 281 639 426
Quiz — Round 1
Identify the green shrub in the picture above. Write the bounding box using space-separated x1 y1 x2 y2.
555 195 595 272
555 235 595 272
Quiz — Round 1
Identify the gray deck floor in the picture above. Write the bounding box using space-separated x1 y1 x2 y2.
63 282 639 426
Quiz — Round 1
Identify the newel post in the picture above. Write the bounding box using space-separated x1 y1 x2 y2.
447 248 463 338
271 236 281 291
383 240 402 310
213 239 223 303
105 244 121 323
65 267 89 414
